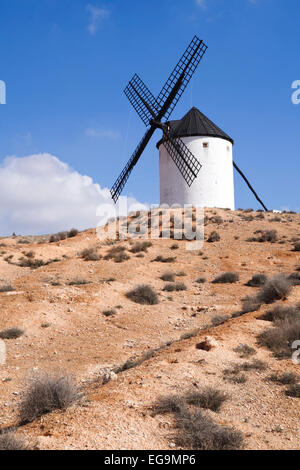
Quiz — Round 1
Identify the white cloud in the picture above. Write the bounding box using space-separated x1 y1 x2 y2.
0 153 146 236
195 0 206 8
85 128 120 140
87 4 109 35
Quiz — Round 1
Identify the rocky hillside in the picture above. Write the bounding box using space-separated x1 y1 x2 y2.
0 208 299 450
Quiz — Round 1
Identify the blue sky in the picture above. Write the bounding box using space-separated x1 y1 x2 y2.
0 0 299 234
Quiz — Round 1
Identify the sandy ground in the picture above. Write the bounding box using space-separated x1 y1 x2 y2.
0 208 299 450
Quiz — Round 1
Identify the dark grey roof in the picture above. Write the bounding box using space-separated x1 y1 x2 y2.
156 107 234 147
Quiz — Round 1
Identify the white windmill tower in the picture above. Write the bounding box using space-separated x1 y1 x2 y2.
157 107 235 209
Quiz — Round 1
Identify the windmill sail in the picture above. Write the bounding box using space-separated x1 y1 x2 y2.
163 135 202 187
110 36 208 203
124 74 159 126
156 36 207 121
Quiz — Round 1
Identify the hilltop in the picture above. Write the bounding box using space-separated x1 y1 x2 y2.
0 208 299 450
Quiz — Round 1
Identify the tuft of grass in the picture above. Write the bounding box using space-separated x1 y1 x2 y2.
180 329 200 340
130 241 152 253
285 384 300 398
115 252 130 263
184 387 228 412
293 242 300 252
176 271 187 277
170 243 179 250
260 305 300 323
163 282 187 292
80 247 101 261
227 374 247 384
68 278 90 286
212 272 239 284
19 373 80 423
160 271 175 282
211 315 230 326
67 228 79 238
174 407 244 450
104 245 130 263
207 231 220 243
257 274 292 304
233 344 256 358
240 359 267 371
257 318 300 359
126 284 159 305
103 309 116 317
18 258 45 268
152 395 184 416
268 372 298 385
0 433 28 450
248 230 278 243
152 255 176 263
241 296 262 313
196 277 206 284
0 284 15 292
288 272 300 286
0 327 24 339
246 274 267 287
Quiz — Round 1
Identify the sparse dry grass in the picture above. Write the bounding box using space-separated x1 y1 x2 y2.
0 327 24 339
126 284 159 305
0 432 28 450
212 272 239 284
19 373 80 423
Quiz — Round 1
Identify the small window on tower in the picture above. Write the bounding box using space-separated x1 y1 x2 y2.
203 142 209 148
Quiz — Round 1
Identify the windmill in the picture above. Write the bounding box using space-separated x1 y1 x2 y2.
110 36 268 212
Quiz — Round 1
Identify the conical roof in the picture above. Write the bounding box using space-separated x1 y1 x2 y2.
157 107 234 147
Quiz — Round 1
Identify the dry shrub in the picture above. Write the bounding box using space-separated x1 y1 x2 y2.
104 245 130 263
184 387 228 412
19 373 80 423
67 228 79 238
103 309 116 317
80 247 101 261
68 278 90 286
152 255 176 263
18 258 45 268
0 284 15 292
240 359 267 371
250 230 278 243
115 252 130 263
293 242 300 252
174 407 244 450
163 282 187 292
196 277 206 284
207 231 220 243
246 274 267 287
211 315 230 326
160 271 175 282
210 216 223 225
288 272 300 286
126 284 159 305
130 241 152 253
268 372 298 385
0 433 27 450
285 384 300 397
152 395 184 416
260 305 300 323
258 318 300 358
170 243 179 250
233 344 256 358
0 327 24 339
257 274 292 304
212 272 239 284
